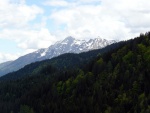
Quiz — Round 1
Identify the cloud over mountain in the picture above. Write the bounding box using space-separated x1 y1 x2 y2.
0 0 150 63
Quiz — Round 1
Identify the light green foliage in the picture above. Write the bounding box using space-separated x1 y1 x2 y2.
144 47 150 62
73 70 84 85
65 78 72 94
123 51 133 63
132 81 139 94
57 81 63 94
104 106 112 113
115 93 131 105
138 93 150 113
138 44 146 54
97 58 103 64
19 105 34 113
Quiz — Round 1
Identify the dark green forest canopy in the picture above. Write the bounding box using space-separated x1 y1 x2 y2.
0 32 150 113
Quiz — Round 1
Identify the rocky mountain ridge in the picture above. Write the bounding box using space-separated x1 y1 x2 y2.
0 36 116 76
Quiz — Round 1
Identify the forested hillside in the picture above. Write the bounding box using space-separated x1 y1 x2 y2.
0 33 150 113
0 41 122 81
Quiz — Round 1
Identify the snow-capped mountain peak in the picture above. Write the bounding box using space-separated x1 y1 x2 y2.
36 36 116 59
0 36 116 76
61 36 75 45
31 36 116 61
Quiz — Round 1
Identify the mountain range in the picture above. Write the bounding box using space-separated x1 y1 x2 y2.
0 36 116 76
0 32 149 113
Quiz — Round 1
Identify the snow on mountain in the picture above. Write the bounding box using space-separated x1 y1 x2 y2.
0 36 116 76
36 36 116 59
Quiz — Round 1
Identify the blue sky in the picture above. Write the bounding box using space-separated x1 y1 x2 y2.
0 0 150 63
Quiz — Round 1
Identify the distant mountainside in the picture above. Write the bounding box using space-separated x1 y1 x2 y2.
0 36 116 76
0 32 149 113
0 41 123 81
0 61 12 69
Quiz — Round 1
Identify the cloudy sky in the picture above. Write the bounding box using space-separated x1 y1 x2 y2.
0 0 150 63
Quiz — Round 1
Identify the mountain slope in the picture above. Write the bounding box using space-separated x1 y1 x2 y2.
0 41 123 81
0 32 149 113
0 61 12 69
0 36 116 76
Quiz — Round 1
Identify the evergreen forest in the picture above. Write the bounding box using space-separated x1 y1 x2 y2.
0 32 150 113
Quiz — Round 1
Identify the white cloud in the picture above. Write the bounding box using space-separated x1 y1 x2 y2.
0 52 21 63
79 0 100 3
0 27 56 63
0 0 43 29
0 0 52 52
0 28 56 49
1 0 150 63
49 0 150 40
0 0 55 62
44 0 69 7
